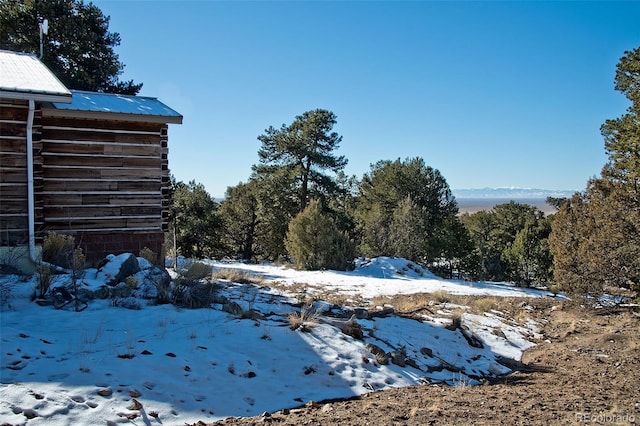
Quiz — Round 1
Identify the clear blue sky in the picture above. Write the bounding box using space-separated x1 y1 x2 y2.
93 0 639 198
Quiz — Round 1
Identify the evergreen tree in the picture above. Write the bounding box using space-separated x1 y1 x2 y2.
462 202 551 285
219 182 259 261
251 172 298 261
0 0 142 94
170 180 221 259
252 109 347 213
388 195 427 262
251 109 347 259
550 46 640 298
356 157 460 263
503 215 553 286
460 210 502 280
285 200 355 271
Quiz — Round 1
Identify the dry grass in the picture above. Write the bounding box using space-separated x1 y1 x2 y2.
432 289 451 303
211 268 265 285
371 294 433 314
288 303 319 332
445 310 463 331
181 262 212 280
472 297 497 314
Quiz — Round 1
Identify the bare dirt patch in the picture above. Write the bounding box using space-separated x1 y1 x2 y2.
205 300 639 425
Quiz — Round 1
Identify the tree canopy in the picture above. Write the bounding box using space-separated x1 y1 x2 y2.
550 46 640 298
252 109 347 213
355 157 463 264
0 0 142 94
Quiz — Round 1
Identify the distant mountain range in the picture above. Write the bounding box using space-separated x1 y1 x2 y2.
452 188 577 199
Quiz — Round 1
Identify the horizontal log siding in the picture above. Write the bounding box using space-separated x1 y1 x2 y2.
38 115 169 261
0 101 29 244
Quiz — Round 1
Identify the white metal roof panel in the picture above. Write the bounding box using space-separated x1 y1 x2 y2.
48 90 183 123
0 50 71 100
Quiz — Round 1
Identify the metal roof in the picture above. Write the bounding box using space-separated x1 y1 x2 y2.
0 50 71 102
46 90 183 124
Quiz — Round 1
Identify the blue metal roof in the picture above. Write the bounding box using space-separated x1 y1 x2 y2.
48 90 182 123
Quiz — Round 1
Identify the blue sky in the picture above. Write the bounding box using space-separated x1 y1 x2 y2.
93 0 640 198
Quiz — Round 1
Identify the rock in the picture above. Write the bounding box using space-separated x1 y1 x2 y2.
128 398 143 410
111 283 132 298
353 308 369 319
135 266 171 299
405 358 421 370
340 317 364 340
97 388 112 397
370 307 394 318
366 343 389 365
390 350 406 367
98 253 140 286
420 347 434 357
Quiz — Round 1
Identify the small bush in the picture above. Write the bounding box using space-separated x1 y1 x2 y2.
138 247 157 265
125 275 138 289
0 246 28 272
35 265 54 299
285 199 355 271
41 232 78 269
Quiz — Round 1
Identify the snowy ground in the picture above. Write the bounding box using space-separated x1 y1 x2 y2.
1 256 551 426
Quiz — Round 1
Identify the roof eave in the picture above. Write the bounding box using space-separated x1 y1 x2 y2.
41 107 183 124
0 90 72 103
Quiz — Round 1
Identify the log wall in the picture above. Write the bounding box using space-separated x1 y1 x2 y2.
1 102 170 263
0 99 29 245
38 113 170 262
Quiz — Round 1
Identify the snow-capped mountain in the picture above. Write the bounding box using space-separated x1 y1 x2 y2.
452 187 576 199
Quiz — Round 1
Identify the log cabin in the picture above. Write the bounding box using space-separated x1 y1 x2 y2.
0 50 182 271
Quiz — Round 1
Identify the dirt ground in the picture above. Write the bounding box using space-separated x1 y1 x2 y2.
202 299 639 425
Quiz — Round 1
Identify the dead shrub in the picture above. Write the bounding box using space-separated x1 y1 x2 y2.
125 275 138 289
138 247 157 265
172 279 221 308
446 311 463 331
288 303 319 332
41 232 76 269
35 264 54 299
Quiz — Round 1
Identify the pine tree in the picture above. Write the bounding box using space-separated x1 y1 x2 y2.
285 200 354 271
356 157 459 263
550 46 640 299
219 182 259 261
251 109 347 260
170 180 221 259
